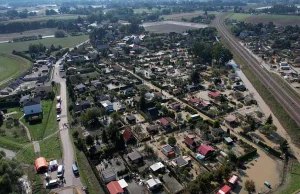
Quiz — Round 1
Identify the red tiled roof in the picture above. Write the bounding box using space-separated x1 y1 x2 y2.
208 91 221 98
189 98 201 104
217 185 231 194
123 128 134 142
185 136 195 147
197 144 215 156
107 181 124 194
160 118 170 126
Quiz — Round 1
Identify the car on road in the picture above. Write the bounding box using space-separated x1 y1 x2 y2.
57 115 60 121
57 165 64 178
72 163 79 176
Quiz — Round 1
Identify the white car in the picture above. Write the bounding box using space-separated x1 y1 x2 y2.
56 115 60 121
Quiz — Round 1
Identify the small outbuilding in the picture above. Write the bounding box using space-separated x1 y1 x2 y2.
35 157 48 173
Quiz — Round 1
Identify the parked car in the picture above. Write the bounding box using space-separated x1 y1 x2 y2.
57 165 64 178
57 115 60 121
72 163 79 176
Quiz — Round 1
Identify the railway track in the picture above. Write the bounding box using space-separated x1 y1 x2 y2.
215 16 300 127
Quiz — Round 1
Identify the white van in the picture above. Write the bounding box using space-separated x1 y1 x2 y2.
57 165 64 178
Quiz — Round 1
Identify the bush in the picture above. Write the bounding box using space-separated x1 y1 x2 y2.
257 141 282 158
55 30 66 38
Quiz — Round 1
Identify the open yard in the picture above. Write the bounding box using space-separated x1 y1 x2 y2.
22 99 58 141
227 13 300 26
0 35 89 54
142 21 208 33
0 54 31 87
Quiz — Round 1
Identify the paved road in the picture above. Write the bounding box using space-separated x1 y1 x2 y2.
53 57 83 194
52 40 88 193
214 15 300 159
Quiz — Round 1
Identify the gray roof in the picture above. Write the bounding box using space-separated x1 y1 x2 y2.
101 167 116 179
173 157 188 167
126 115 136 121
20 95 30 103
162 144 173 153
127 151 142 161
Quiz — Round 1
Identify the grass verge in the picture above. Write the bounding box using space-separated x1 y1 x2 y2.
16 145 36 164
39 134 62 160
279 163 300 194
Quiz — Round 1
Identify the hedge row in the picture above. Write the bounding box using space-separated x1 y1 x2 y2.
257 141 282 159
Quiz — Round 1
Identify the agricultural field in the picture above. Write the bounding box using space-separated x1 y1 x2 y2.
0 14 85 24
0 28 59 42
227 13 300 26
142 21 208 33
160 11 220 21
0 35 89 54
0 54 31 87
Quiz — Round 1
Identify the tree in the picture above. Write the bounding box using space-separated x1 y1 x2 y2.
72 131 79 139
81 108 103 128
55 30 66 38
190 71 200 84
0 157 24 194
245 179 256 193
212 43 233 65
168 136 177 146
192 42 212 64
261 124 277 135
115 133 125 151
102 130 108 144
139 94 147 110
280 139 289 154
85 135 94 147
0 112 3 127
265 114 273 125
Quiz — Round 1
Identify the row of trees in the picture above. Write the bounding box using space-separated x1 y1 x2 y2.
262 4 298 14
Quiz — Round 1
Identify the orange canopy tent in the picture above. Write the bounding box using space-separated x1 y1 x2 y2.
35 157 48 173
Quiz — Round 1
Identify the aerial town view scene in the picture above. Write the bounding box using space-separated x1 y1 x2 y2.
1 0 300 194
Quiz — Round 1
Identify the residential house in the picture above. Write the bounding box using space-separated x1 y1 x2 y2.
184 136 196 150
186 85 198 92
148 107 159 118
123 128 135 143
101 100 114 113
217 185 231 194
20 95 31 107
197 144 215 158
23 98 43 121
106 181 124 194
0 89 10 95
74 100 91 114
170 102 181 112
171 156 191 168
150 162 165 174
208 91 221 99
101 168 117 183
74 83 86 93
161 144 175 158
127 151 143 164
225 115 238 128
159 117 173 131
224 137 234 145
146 125 160 135
146 178 162 190
212 128 225 137
35 82 52 97
124 87 134 96
126 115 136 124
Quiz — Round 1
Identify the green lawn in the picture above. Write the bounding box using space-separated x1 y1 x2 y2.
0 35 89 54
7 107 24 119
39 134 62 160
22 99 57 140
0 55 20 84
226 13 251 21
15 145 36 164
280 163 300 194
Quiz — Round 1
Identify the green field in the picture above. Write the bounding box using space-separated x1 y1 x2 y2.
16 145 36 164
1 14 86 24
0 35 89 54
0 54 31 86
227 13 252 21
280 163 300 194
39 134 62 160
